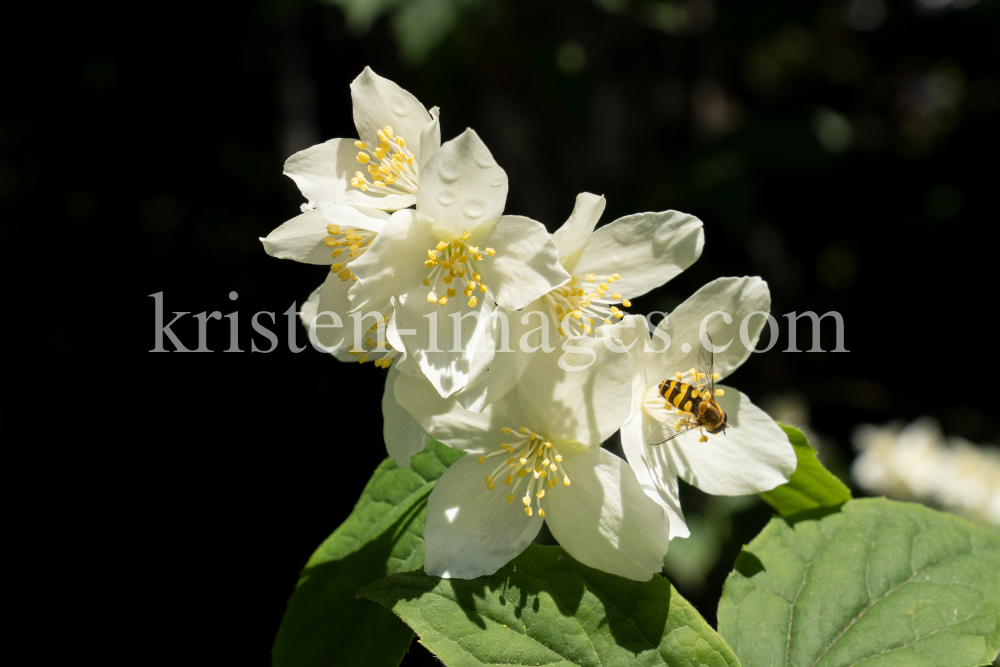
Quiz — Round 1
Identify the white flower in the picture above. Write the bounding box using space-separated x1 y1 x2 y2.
261 205 390 357
852 418 1000 525
611 277 797 539
456 192 705 412
348 128 570 397
300 288 404 368
261 68 441 357
284 66 440 214
393 336 671 581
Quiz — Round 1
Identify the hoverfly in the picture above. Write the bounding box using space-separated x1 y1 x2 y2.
646 333 728 445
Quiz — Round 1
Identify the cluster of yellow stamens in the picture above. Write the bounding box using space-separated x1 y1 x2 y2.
422 231 495 308
477 426 570 518
351 126 418 194
323 224 376 281
346 311 400 368
542 272 630 336
670 367 721 390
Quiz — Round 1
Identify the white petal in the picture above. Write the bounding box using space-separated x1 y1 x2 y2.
474 215 570 311
416 129 508 238
298 282 323 330
516 336 632 446
259 208 331 264
544 447 670 581
620 413 689 539
665 387 796 495
261 206 387 265
393 357 529 453
283 137 355 203
382 366 430 468
424 453 542 579
351 67 433 158
332 189 416 213
564 211 704 299
551 192 606 263
598 315 652 422
394 288 495 398
348 209 432 312
312 271 353 350
385 302 406 358
453 308 532 413
418 107 441 171
644 276 771 386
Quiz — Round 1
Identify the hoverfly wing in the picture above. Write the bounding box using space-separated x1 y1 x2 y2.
699 331 716 394
645 415 701 446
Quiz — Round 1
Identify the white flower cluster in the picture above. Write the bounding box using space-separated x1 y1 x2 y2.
262 68 796 581
852 418 1000 526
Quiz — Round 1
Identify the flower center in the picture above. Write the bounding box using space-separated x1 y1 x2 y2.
323 224 377 282
352 125 419 194
477 426 570 518
542 272 630 337
346 310 401 369
422 231 495 308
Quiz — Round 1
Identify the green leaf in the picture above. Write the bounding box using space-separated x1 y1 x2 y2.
759 423 851 517
360 544 740 667
718 498 1000 667
273 440 464 667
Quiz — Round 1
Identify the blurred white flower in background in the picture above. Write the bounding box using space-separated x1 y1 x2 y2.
852 418 1000 526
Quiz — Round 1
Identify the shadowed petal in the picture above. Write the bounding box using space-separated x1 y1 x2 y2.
551 192 606 262
424 453 542 579
351 67 433 157
474 215 569 311
261 206 387 265
565 210 704 300
620 413 690 539
544 447 671 581
644 276 771 386
665 387 796 495
382 366 430 468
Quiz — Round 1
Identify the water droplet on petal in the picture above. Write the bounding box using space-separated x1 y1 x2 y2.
438 159 460 183
475 152 496 168
437 191 456 206
389 96 410 116
463 200 485 219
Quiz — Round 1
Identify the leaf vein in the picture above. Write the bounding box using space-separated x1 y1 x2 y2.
785 532 835 667
809 546 984 667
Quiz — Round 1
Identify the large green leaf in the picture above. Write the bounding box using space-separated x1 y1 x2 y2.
273 440 463 667
759 423 851 517
360 544 740 667
718 498 1000 667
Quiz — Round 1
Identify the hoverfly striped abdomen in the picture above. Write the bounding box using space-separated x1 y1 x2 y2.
645 334 729 446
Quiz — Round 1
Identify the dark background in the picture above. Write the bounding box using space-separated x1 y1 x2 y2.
6 0 997 664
